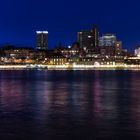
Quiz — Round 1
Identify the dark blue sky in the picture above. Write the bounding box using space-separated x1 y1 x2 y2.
0 0 140 51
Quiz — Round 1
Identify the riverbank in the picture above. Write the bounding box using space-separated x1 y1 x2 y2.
0 65 47 70
0 64 140 70
47 64 140 70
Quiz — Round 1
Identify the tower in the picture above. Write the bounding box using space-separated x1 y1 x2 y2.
77 25 99 50
36 31 48 51
92 25 99 47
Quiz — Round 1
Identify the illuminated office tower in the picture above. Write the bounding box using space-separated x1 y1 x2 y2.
78 31 93 50
99 34 117 47
92 25 99 47
77 25 99 50
36 31 48 50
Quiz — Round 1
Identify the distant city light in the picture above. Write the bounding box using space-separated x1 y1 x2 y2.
68 45 71 49
36 31 48 34
43 31 48 34
1 25 140 71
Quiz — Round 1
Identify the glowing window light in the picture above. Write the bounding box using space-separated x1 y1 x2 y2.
36 31 48 34
94 62 100 67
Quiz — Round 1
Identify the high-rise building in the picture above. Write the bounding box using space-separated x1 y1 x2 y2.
92 25 99 47
77 25 99 50
99 34 117 47
78 31 92 50
36 31 48 51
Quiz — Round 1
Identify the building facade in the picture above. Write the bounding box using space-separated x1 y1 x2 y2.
99 34 117 47
77 25 99 50
135 47 140 57
36 31 48 51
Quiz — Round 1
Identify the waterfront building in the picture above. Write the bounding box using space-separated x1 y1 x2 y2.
2 46 33 59
47 52 67 65
36 31 48 51
135 47 140 57
115 41 122 56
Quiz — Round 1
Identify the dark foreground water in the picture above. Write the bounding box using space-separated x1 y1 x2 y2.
0 70 140 140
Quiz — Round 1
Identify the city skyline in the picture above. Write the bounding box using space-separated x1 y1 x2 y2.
0 25 138 51
0 24 139 52
0 0 140 51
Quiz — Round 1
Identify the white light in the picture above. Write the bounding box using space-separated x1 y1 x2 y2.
94 62 100 67
36 31 48 34
68 45 71 49
43 31 48 34
36 31 42 34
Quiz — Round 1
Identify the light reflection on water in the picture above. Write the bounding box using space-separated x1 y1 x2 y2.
0 70 140 139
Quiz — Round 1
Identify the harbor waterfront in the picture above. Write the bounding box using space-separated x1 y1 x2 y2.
0 25 140 71
1 64 140 70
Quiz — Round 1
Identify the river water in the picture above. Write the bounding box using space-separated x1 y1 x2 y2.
0 70 140 140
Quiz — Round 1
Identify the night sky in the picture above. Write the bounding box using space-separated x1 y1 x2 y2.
0 0 140 51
